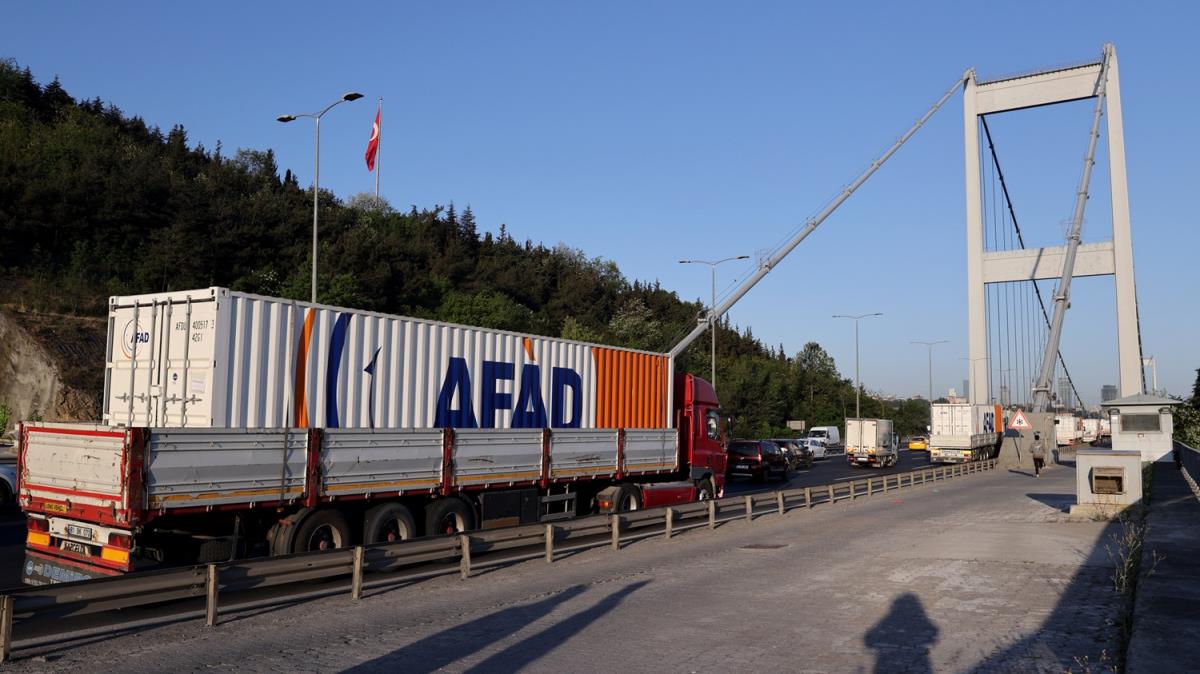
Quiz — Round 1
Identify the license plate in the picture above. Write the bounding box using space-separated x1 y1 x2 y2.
43 503 67 514
736 463 749 469
66 525 94 540
60 540 91 556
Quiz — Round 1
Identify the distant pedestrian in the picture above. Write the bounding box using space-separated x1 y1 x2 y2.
1030 433 1046 477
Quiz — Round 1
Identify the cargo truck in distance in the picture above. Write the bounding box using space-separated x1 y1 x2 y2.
845 418 897 468
927 403 1003 464
18 288 728 585
1054 414 1082 447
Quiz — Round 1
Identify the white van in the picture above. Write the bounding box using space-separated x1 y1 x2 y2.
807 426 842 453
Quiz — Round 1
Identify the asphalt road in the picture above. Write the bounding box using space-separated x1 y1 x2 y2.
723 448 936 496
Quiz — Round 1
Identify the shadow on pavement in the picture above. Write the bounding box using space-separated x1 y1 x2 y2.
343 580 650 673
864 592 938 673
1026 492 1075 513
1008 469 1036 478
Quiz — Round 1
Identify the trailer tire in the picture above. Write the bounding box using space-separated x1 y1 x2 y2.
695 478 716 501
292 509 351 553
267 507 313 556
364 503 416 544
425 498 475 536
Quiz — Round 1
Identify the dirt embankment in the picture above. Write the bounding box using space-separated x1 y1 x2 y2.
0 309 105 435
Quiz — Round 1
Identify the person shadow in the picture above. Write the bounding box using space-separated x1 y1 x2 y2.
864 593 939 674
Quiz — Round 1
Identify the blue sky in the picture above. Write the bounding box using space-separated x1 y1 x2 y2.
4 1 1197 404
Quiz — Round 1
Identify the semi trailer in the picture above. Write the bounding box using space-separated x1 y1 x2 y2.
927 403 1002 464
19 289 728 585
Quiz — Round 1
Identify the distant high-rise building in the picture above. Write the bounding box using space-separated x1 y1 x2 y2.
963 379 969 398
1058 377 1074 409
1101 384 1118 403
1000 385 1011 408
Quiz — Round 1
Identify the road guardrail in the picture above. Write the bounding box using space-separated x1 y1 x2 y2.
0 458 999 661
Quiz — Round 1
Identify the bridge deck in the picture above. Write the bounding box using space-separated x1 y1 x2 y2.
9 461 1123 672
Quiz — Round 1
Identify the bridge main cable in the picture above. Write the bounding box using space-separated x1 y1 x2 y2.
669 71 972 358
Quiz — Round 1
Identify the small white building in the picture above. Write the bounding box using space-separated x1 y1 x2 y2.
1099 393 1182 462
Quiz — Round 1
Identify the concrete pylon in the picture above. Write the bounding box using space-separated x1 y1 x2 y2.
963 44 1144 405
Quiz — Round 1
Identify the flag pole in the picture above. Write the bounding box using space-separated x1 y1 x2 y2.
375 97 382 199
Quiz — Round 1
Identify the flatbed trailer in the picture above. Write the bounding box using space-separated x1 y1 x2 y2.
20 372 726 585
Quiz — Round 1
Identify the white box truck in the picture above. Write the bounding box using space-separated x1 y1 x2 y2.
846 418 897 468
1081 418 1100 444
1054 414 1082 447
928 403 1002 464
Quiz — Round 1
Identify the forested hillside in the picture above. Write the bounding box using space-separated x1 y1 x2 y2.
0 59 929 436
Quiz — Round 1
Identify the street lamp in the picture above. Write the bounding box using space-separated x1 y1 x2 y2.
996 368 1013 407
959 357 989 404
833 313 882 418
679 255 749 391
911 340 948 405
277 91 364 303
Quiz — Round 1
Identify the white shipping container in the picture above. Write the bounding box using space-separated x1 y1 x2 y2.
930 403 999 443
104 288 673 430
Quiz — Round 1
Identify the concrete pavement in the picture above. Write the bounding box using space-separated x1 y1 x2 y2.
5 459 1125 673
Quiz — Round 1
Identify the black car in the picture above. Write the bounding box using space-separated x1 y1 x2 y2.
768 438 813 471
726 440 789 482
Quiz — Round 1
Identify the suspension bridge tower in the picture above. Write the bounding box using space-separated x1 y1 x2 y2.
962 44 1144 407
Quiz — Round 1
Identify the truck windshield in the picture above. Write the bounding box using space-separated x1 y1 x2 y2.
809 430 826 438
727 442 760 456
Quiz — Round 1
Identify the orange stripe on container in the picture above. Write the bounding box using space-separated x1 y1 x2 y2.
638 352 648 424
628 352 638 424
630 352 639 428
596 348 610 428
294 308 316 428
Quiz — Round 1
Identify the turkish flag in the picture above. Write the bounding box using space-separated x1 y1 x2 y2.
365 109 380 171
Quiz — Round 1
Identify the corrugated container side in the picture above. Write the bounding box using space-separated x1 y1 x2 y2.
105 288 673 431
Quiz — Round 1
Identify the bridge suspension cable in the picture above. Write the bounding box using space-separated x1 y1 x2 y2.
979 116 1084 409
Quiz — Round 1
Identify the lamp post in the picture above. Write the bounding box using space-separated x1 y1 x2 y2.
996 368 1013 407
959 357 989 404
679 255 749 391
911 340 948 405
833 313 882 418
277 91 364 303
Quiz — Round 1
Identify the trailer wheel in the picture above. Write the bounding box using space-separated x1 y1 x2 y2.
364 503 416 544
695 478 716 501
293 509 351 553
614 484 641 512
425 498 475 536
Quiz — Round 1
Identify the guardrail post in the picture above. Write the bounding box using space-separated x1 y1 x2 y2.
883 475 889 493
851 480 857 500
0 596 12 663
665 507 674 539
867 478 874 496
776 491 785 515
352 545 364 600
805 487 812 509
545 524 555 563
611 514 621 550
459 535 472 580
744 495 753 522
205 564 219 627
828 484 834 503
707 499 716 529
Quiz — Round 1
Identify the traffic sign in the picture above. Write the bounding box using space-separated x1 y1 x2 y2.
1009 409 1033 430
